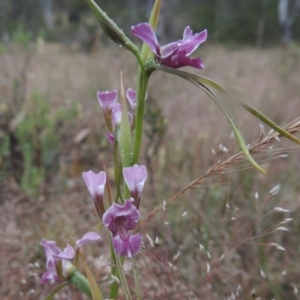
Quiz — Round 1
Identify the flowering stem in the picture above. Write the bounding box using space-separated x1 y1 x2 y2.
132 256 142 300
131 0 162 164
114 250 132 300
109 242 120 299
109 237 132 300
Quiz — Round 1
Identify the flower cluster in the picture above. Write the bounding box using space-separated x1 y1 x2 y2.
103 199 142 258
97 88 137 143
39 14 208 296
82 164 147 257
132 23 207 70
40 232 101 283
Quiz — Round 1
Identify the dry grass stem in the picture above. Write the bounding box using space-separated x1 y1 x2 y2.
139 117 300 229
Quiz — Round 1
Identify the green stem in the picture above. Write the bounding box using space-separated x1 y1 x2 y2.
114 251 132 300
132 256 142 300
132 70 149 164
109 236 132 300
131 0 162 164
109 242 120 299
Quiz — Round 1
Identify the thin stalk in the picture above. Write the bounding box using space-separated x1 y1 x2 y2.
132 0 162 164
132 256 142 300
114 250 132 300
109 238 119 299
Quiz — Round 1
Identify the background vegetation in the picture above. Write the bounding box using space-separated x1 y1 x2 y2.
1 0 300 46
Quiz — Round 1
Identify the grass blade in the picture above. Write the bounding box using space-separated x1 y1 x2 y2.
239 100 300 145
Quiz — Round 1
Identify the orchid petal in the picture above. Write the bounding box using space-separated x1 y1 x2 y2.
178 29 207 56
175 55 205 69
82 170 106 201
112 233 142 258
126 88 137 112
56 244 75 260
76 231 101 247
183 26 193 39
97 90 118 112
123 164 147 200
102 199 140 230
131 23 159 55
160 41 179 59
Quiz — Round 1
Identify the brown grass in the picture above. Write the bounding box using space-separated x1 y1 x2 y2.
1 42 300 299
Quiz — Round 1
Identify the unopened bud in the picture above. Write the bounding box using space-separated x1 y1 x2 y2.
86 0 139 54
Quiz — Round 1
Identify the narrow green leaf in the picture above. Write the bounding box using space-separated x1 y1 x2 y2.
119 73 132 170
131 74 149 165
239 100 300 145
80 254 103 300
43 282 70 300
152 65 228 93
154 64 266 174
190 80 267 174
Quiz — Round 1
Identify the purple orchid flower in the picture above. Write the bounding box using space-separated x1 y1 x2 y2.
97 88 135 143
82 170 106 218
126 88 137 113
40 232 101 284
40 239 65 283
97 90 118 131
123 164 147 208
111 101 133 128
102 199 142 257
131 23 207 70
